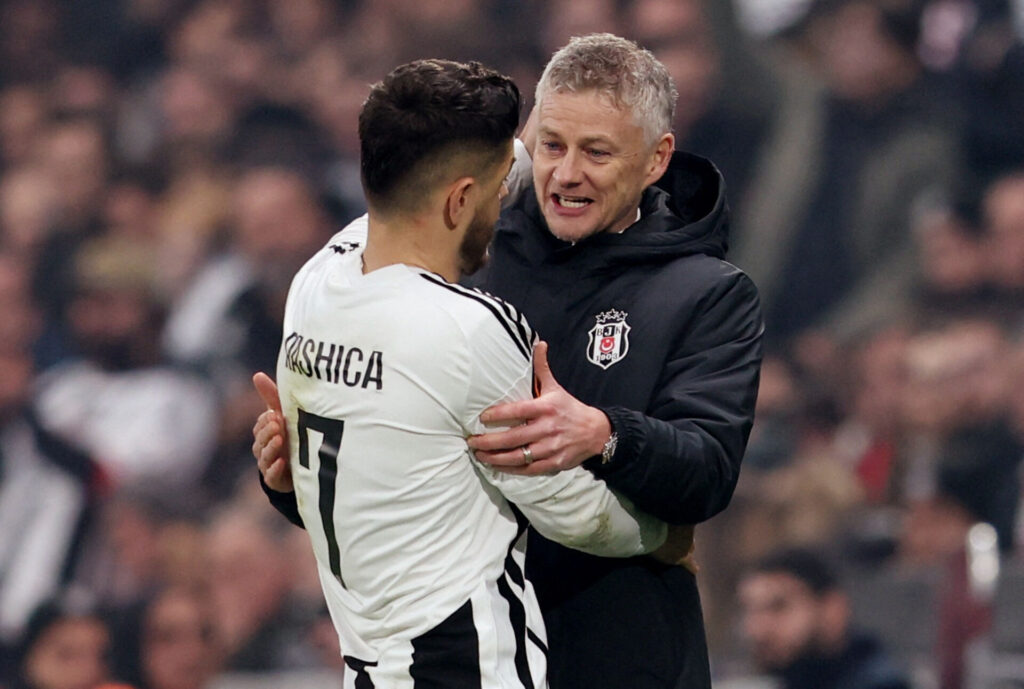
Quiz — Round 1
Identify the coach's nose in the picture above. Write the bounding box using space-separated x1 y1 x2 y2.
552 148 584 187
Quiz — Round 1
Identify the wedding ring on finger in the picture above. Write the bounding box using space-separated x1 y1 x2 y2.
521 445 533 465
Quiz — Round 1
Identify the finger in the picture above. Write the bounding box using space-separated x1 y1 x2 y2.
266 456 289 480
254 415 282 451
472 440 550 467
253 409 275 437
252 413 275 460
252 410 270 437
252 372 283 413
259 433 282 463
265 457 284 481
472 448 531 467
258 435 284 471
531 340 558 392
467 424 542 453
479 397 545 426
489 457 561 477
265 458 294 492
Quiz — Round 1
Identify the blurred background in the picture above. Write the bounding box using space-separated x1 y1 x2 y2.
0 0 1021 688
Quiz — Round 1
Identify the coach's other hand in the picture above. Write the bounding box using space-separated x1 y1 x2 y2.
252 372 294 493
651 524 698 574
469 341 612 476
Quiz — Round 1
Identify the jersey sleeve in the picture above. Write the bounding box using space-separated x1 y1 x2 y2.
458 293 667 558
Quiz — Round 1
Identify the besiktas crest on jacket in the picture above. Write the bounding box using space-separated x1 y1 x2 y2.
587 308 630 369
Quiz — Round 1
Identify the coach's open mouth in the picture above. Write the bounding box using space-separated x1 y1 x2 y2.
552 193 592 209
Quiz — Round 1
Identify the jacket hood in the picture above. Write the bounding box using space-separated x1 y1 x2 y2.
498 150 729 269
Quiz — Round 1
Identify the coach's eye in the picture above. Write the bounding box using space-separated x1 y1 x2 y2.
541 140 564 155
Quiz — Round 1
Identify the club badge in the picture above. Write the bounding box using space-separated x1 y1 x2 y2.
587 309 630 369
330 241 362 255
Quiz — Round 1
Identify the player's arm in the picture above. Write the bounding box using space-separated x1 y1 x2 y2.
476 452 668 558
250 350 678 560
467 340 666 558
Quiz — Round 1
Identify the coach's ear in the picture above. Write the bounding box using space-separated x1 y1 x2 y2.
642 132 675 188
443 176 476 231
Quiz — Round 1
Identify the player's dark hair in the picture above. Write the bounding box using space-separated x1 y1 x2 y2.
358 59 520 214
751 547 841 596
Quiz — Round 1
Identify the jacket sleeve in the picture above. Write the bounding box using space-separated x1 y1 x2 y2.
589 269 764 525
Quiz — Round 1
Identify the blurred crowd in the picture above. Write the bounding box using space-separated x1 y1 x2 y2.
0 0 1021 688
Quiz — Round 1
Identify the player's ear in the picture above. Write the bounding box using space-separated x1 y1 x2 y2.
443 176 475 230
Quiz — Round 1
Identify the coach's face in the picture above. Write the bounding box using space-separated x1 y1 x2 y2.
533 89 673 243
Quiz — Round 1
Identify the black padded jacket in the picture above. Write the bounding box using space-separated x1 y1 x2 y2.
479 150 763 689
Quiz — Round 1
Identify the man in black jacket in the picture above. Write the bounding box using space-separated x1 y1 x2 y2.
254 34 763 689
465 33 763 689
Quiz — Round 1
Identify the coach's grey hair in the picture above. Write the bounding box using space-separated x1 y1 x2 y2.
535 33 677 146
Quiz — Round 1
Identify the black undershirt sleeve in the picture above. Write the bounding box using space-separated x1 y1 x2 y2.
258 471 305 528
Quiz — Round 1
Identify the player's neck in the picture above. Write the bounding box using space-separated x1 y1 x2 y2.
364 214 461 283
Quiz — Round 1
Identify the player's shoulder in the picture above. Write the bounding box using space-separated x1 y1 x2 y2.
291 215 368 283
324 214 368 253
416 274 535 363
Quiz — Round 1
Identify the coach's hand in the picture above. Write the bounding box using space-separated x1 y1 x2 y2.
651 524 698 574
252 372 294 493
469 341 612 476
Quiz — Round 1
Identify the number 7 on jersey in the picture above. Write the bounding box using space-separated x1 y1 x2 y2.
297 408 345 586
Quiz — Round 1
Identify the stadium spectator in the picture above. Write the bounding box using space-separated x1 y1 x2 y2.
539 0 621 57
626 0 779 207
32 237 219 489
136 587 221 689
0 254 98 660
0 0 63 84
982 170 1024 305
911 196 993 322
738 547 912 689
730 0 961 343
0 84 49 168
162 165 332 379
72 487 210 624
941 1 1024 184
6 597 116 689
161 165 334 489
204 505 322 672
898 318 1020 552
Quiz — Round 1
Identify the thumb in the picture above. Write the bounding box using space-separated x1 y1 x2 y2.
252 372 283 413
532 341 559 392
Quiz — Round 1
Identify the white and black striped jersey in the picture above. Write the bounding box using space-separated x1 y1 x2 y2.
276 216 666 688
